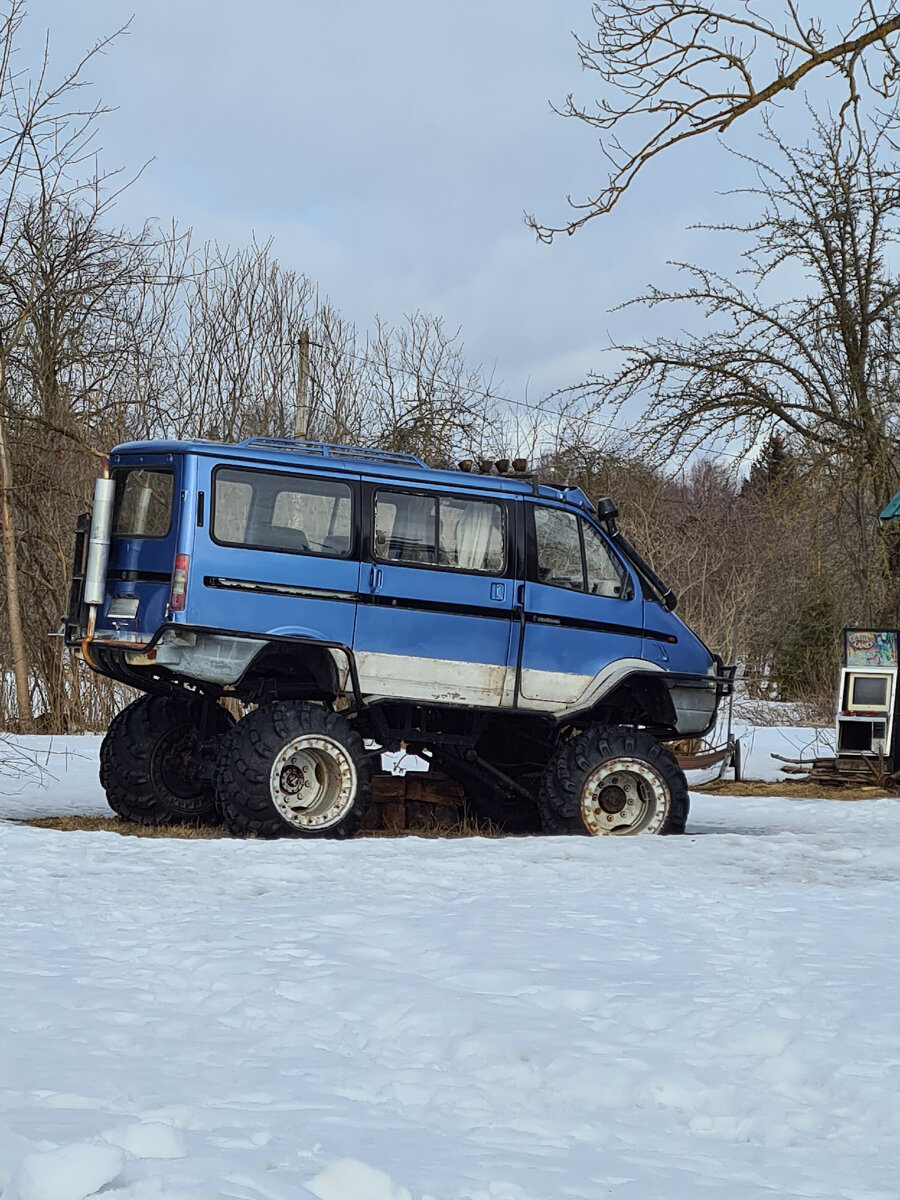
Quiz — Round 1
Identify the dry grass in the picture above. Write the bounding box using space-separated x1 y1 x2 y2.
15 811 507 839
18 815 232 838
364 818 507 839
696 779 898 800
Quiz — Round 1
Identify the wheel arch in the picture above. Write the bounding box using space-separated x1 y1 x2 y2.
236 639 342 701
564 666 719 739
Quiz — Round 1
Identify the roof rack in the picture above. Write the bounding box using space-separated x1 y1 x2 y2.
240 438 427 468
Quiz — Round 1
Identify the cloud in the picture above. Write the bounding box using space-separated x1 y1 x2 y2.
30 0 843 409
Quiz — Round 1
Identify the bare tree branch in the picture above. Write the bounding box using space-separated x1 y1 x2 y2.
530 2 900 238
568 111 900 615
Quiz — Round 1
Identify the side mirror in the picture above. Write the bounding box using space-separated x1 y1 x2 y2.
596 497 619 532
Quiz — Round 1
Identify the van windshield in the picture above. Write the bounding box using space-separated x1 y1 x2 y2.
113 468 174 538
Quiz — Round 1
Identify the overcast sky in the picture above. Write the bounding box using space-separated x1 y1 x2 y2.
30 1 844 410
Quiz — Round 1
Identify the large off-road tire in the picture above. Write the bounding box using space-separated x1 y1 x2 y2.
215 702 372 838
538 726 689 836
100 694 233 825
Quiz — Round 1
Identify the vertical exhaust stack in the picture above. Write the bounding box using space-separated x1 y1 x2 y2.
83 477 116 608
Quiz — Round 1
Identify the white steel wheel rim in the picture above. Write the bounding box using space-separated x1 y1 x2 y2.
580 756 670 835
269 734 358 830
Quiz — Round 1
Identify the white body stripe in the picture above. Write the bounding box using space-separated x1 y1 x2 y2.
356 651 510 707
355 652 662 716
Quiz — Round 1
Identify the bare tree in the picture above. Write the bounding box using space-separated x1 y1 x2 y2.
306 302 372 445
0 1 127 729
0 194 163 728
360 314 500 465
531 2 900 237
572 112 900 616
130 237 317 443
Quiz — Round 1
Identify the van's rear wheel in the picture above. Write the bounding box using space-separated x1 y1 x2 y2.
100 694 233 825
538 727 689 836
216 702 371 838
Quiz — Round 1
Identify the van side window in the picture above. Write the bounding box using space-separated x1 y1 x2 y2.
374 492 436 564
213 468 353 557
535 508 583 590
374 491 506 573
583 521 631 598
440 497 505 572
215 476 253 543
535 506 631 599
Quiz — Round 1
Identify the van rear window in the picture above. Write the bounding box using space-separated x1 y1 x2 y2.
113 469 174 539
213 468 353 557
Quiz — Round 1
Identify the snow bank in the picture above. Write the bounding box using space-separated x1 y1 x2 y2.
104 1121 186 1159
4 1143 124 1200
730 722 835 781
0 735 107 819
308 1158 412 1200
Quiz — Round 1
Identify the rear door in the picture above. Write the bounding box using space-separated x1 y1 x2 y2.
101 456 182 639
352 484 516 705
517 503 644 708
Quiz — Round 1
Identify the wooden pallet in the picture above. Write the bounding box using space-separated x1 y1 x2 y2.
364 772 465 832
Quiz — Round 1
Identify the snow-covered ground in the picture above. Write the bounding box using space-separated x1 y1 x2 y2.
0 736 107 821
729 723 835 780
2 734 899 1200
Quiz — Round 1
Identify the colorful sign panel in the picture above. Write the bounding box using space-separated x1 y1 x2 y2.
844 630 899 668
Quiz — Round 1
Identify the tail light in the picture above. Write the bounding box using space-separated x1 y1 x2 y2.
170 554 190 611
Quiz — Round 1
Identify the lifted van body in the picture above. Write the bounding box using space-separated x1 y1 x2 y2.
66 438 732 837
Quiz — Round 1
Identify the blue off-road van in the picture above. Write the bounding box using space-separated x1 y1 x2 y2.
65 438 733 838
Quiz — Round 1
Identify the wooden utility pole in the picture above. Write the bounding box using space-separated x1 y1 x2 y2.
294 329 310 440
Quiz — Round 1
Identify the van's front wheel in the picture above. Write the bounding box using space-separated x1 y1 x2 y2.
538 727 689 836
216 702 371 838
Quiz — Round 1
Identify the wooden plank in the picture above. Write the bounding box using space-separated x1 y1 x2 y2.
371 776 406 804
406 776 464 807
367 772 464 831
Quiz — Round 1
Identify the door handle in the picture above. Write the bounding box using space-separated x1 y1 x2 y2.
516 583 526 608
369 565 384 592
490 581 506 602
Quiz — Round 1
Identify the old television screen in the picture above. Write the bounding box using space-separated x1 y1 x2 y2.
846 673 891 712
